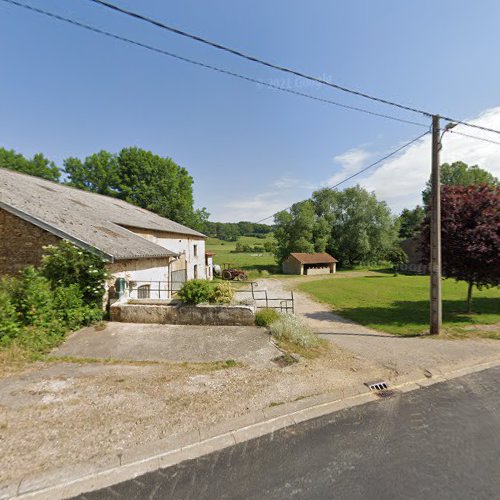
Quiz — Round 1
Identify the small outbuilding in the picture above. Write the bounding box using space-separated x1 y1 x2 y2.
282 252 338 276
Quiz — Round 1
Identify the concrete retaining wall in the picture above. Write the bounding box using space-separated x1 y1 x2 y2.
111 301 255 326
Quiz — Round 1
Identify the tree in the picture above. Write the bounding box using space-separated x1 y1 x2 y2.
421 184 500 313
312 186 397 266
398 206 425 239
385 246 408 274
0 147 60 182
422 161 498 205
63 150 119 196
64 147 208 228
273 200 318 264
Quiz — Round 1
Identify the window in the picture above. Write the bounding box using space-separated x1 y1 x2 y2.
137 284 150 299
193 244 198 257
194 265 198 279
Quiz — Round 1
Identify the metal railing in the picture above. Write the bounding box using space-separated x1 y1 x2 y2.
234 281 294 313
127 280 186 300
126 279 295 313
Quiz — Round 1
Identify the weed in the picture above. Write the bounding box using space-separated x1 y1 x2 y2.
255 308 280 327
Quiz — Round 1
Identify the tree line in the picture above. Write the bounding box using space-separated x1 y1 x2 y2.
0 147 209 231
0 147 275 236
204 221 273 241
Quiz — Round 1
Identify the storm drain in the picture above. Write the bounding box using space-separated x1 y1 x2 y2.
365 381 389 391
365 380 398 398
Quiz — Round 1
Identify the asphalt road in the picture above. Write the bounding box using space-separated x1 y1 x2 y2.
75 367 500 500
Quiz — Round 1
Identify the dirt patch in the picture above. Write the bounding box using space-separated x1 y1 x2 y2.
0 343 384 485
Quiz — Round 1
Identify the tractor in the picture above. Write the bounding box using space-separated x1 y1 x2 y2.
221 263 247 281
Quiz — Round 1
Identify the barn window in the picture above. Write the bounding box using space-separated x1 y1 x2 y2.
194 265 198 279
193 244 198 257
137 284 151 299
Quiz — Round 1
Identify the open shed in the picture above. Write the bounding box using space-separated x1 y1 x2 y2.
282 252 338 275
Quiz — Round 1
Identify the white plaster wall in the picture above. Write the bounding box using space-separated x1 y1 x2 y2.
109 258 170 299
124 227 207 280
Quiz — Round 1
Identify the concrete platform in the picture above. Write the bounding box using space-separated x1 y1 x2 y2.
52 322 281 367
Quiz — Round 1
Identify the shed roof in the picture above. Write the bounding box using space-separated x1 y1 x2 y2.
289 252 338 264
0 168 205 261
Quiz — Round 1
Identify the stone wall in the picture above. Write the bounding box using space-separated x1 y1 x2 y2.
111 301 255 326
0 208 60 276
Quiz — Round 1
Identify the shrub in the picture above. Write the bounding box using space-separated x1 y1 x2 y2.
0 288 20 344
9 267 57 327
269 314 320 348
255 308 280 326
53 285 103 330
211 282 234 304
40 241 108 306
0 267 104 356
177 279 213 304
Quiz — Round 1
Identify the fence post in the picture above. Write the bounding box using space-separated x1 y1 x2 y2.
265 290 268 309
291 291 294 314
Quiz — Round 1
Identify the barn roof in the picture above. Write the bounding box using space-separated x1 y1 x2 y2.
0 168 205 261
289 252 338 264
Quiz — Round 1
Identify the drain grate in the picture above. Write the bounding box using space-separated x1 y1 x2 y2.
365 381 389 392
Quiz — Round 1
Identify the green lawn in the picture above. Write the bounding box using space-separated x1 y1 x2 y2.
206 235 278 277
299 273 500 337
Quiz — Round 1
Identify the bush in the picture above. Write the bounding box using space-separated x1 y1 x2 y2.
40 241 108 306
53 285 103 330
211 282 234 304
177 279 213 304
255 308 280 326
269 314 320 348
0 265 104 356
0 288 20 344
9 267 57 327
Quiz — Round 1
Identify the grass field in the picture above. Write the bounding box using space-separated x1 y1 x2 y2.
206 235 278 277
299 273 500 338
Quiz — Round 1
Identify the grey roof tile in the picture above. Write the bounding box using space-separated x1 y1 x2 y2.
0 168 206 261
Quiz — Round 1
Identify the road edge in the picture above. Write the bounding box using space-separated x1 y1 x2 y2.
5 357 500 500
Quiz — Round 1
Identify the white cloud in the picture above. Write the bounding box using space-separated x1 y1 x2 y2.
324 147 374 186
273 176 316 190
340 106 500 213
211 106 500 222
218 191 297 223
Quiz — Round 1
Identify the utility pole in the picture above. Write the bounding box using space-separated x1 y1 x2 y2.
430 115 442 334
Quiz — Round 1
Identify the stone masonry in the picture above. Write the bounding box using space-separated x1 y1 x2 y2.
0 207 60 276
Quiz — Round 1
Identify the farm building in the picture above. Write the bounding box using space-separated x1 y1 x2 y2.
400 236 427 274
282 252 337 275
0 168 209 300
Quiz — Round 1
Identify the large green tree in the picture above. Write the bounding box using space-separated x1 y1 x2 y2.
64 147 208 229
398 206 425 239
273 200 326 264
422 161 498 205
313 186 397 266
273 186 397 266
0 147 60 182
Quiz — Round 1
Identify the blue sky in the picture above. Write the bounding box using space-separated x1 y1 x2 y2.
1 0 500 221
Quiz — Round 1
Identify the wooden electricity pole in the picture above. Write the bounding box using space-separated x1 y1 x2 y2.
430 115 442 334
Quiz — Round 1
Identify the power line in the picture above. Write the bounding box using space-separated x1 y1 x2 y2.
255 130 431 223
0 0 428 128
87 0 430 118
447 130 500 147
87 0 500 138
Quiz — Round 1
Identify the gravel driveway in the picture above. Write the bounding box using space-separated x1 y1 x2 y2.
254 277 500 377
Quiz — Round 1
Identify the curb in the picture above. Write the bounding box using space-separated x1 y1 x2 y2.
5 357 500 500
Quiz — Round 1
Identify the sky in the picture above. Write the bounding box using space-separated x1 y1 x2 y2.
1 0 500 222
